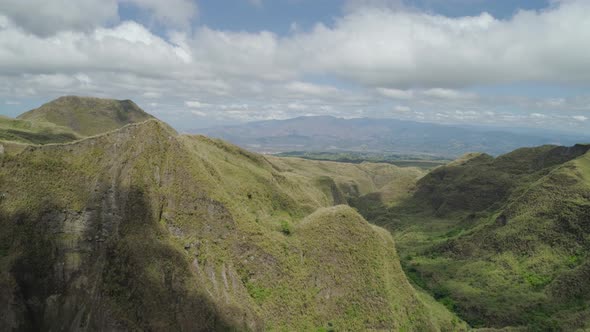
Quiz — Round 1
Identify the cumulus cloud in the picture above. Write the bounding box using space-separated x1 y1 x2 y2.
284 81 340 97
185 100 210 108
392 105 411 113
284 0 590 87
4 1 590 87
0 0 589 132
530 113 548 119
0 0 118 36
191 110 207 116
0 20 191 76
422 88 478 100
377 88 414 99
0 0 197 36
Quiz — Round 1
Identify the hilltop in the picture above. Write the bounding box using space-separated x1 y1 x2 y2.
17 96 154 137
0 97 464 331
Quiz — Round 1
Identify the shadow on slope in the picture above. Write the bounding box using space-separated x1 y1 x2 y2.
0 184 237 331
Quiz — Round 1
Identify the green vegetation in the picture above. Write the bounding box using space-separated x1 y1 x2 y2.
279 220 292 235
8 95 590 331
276 151 450 169
0 96 153 146
0 97 464 331
0 115 80 144
17 95 153 137
354 144 590 331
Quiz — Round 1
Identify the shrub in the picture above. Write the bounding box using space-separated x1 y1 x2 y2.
280 220 292 235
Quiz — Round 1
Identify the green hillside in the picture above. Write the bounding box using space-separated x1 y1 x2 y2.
0 113 465 330
17 96 153 137
0 115 79 144
354 144 590 330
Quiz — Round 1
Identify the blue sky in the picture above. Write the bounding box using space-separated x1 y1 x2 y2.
0 0 589 134
197 0 551 34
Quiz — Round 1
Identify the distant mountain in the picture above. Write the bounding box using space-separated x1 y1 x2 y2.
199 116 589 158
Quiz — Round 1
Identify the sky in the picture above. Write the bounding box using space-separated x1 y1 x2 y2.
0 0 589 133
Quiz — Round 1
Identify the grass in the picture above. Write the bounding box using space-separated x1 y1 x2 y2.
0 115 80 145
17 96 153 137
275 150 450 169
0 113 464 331
353 144 590 331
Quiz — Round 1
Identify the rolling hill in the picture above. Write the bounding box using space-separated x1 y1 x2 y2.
199 116 588 158
0 97 464 331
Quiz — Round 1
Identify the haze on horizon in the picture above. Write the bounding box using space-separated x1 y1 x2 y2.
0 0 589 134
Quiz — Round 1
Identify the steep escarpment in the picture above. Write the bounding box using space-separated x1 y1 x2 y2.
0 119 461 331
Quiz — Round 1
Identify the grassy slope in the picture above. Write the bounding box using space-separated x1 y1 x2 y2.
0 119 464 331
0 115 80 144
356 144 590 331
267 155 425 205
274 151 449 170
17 96 153 137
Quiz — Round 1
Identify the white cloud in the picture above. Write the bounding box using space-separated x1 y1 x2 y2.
530 113 548 119
0 20 191 76
422 88 478 100
4 1 590 88
287 102 308 110
185 100 210 108
392 105 411 113
0 0 118 36
191 110 207 116
283 0 590 87
0 0 589 133
377 88 414 99
284 81 340 97
143 91 161 98
0 0 197 37
535 98 566 108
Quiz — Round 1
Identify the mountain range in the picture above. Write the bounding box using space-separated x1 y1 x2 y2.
199 116 589 158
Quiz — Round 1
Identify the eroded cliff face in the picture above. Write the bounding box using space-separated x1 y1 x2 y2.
0 120 455 331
